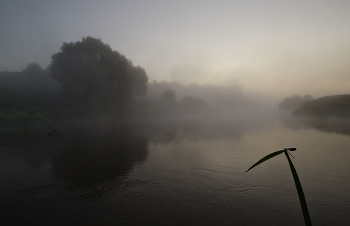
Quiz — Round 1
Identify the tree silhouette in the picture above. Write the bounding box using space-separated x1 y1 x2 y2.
279 95 313 112
181 95 208 113
159 89 176 105
0 63 60 110
49 36 148 115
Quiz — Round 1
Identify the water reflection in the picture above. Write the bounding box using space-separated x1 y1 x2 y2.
279 114 303 131
298 117 350 136
51 125 148 188
1 118 350 225
280 114 350 136
144 120 245 144
0 130 58 170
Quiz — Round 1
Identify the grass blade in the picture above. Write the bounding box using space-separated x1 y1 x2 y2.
284 151 312 226
246 150 284 172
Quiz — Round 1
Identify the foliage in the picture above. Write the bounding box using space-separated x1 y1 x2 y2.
49 36 148 115
0 63 62 125
129 65 148 96
132 90 212 118
279 95 313 112
181 95 209 113
293 94 350 117
0 63 61 111
159 89 177 105
147 80 245 109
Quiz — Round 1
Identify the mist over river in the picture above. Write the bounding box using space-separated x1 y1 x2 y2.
1 116 349 225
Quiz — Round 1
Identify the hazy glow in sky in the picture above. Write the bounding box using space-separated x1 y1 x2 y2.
1 0 350 97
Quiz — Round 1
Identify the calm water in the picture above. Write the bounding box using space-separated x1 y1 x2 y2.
1 116 350 225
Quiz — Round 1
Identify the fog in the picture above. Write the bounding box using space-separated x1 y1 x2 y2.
0 61 278 125
2 2 350 225
0 35 282 124
1 1 350 100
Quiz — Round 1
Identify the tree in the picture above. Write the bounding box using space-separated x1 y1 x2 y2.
128 65 148 96
181 95 208 113
22 62 42 76
159 89 176 105
293 94 350 117
0 63 60 110
278 95 313 112
49 36 148 114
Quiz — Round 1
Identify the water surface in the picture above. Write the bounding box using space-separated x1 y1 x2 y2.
0 117 349 225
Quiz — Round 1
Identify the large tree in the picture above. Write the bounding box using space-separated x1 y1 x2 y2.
49 36 148 114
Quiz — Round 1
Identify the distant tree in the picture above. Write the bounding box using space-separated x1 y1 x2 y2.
0 63 60 110
302 95 313 102
279 95 313 112
22 62 42 76
181 95 208 112
49 36 148 114
159 89 176 105
21 63 60 92
293 94 350 117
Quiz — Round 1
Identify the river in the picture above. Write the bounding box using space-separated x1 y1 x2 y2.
0 115 349 225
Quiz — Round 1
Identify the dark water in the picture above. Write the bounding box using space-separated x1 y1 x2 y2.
1 116 350 225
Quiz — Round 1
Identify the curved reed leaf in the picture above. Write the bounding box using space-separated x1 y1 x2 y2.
284 151 312 226
245 150 284 172
286 148 297 151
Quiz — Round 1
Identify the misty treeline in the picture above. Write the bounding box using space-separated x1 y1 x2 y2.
0 63 61 122
293 94 350 118
134 80 265 119
0 36 267 124
278 94 350 118
0 37 148 123
278 95 313 112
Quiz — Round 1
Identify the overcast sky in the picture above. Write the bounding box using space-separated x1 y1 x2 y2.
1 0 350 97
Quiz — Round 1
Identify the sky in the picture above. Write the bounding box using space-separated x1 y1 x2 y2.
1 0 350 98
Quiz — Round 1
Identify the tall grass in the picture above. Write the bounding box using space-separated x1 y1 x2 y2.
246 148 312 226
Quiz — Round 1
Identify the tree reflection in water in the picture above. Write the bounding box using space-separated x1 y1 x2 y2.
281 115 350 136
52 124 148 188
299 117 350 136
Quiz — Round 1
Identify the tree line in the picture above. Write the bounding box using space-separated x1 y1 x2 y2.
1 36 269 124
0 37 148 121
292 94 350 117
